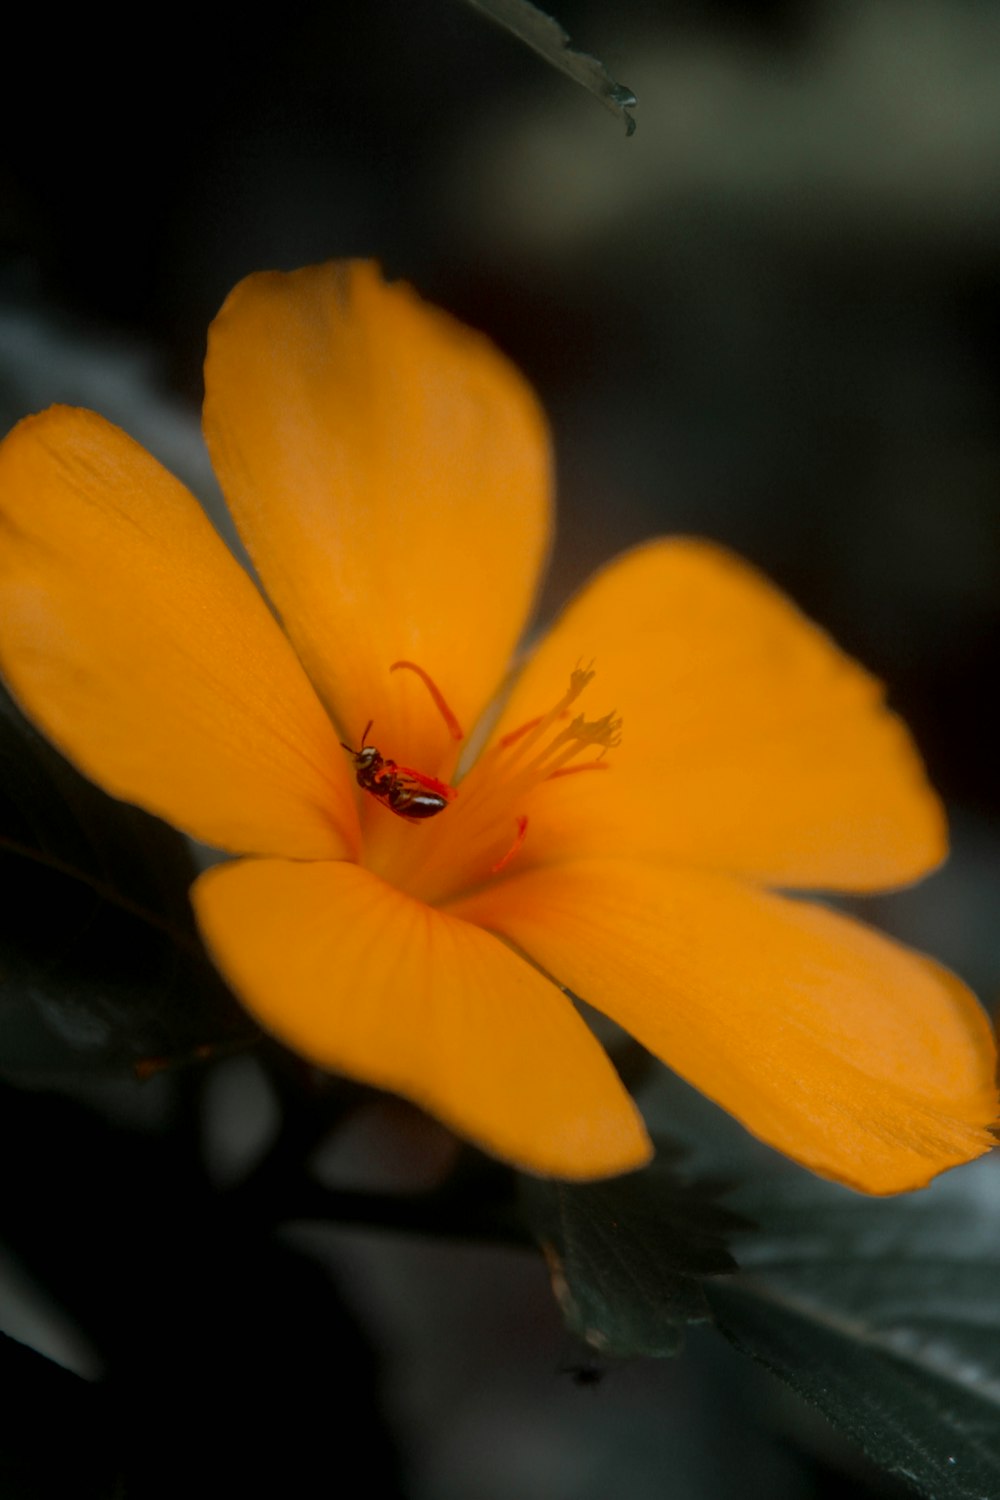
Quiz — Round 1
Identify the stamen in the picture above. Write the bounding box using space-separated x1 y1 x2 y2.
514 664 594 754
491 815 529 874
497 710 570 750
498 716 544 750
487 665 596 777
390 660 464 740
546 760 611 780
520 711 622 782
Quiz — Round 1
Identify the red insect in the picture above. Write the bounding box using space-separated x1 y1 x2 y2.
340 720 457 822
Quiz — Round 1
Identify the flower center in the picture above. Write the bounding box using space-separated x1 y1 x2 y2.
363 663 621 906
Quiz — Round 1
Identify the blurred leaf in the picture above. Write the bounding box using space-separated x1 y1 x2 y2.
0 1084 406 1496
463 0 637 134
707 1159 1000 1499
522 1146 747 1356
0 1332 117 1498
0 682 255 1077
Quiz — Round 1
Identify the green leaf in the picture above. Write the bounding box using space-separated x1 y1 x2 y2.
462 0 637 134
521 1147 747 1356
0 682 255 1077
706 1159 1000 1499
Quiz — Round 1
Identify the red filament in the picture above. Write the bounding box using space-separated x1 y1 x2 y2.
491 815 529 875
546 761 611 780
497 716 543 749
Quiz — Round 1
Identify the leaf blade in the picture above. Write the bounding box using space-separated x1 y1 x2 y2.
706 1160 1000 1499
522 1148 747 1357
463 0 637 133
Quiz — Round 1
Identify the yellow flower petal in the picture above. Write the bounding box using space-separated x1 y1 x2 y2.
203 262 552 779
0 407 356 859
192 857 652 1180
451 859 998 1193
497 539 945 891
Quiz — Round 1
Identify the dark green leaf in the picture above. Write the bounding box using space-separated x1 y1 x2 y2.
707 1159 1000 1499
0 682 255 1077
463 0 637 134
522 1147 747 1356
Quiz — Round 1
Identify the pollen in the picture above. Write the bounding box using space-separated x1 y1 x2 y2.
373 666 622 905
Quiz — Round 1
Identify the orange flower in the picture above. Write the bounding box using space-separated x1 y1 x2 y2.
0 263 995 1190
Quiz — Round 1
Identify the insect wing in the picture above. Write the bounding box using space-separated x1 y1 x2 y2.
393 763 457 801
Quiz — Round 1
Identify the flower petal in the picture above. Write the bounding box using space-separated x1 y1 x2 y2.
193 857 651 1180
451 860 998 1193
497 539 945 891
0 408 357 859
203 262 552 777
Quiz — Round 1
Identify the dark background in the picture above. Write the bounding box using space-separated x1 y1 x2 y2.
4 0 997 824
1 1 997 1495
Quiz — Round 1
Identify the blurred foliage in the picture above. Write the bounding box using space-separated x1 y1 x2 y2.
0 682 255 1079
0 1331 117 1499
0 1078 405 1497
